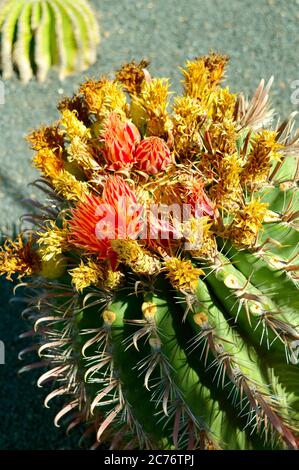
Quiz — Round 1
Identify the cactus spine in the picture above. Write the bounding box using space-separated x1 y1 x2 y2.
1 55 298 449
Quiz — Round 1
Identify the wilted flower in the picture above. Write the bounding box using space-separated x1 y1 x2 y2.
186 178 216 218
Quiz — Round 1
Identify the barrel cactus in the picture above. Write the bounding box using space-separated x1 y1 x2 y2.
0 0 100 83
1 55 299 449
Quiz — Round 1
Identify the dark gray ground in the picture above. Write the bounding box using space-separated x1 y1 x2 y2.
0 0 299 449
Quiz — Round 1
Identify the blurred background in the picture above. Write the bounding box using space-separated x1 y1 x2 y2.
0 0 299 449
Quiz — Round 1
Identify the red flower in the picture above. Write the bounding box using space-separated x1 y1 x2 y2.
68 194 113 259
102 175 143 239
68 176 143 260
101 112 140 170
187 180 216 218
103 175 138 208
135 136 172 174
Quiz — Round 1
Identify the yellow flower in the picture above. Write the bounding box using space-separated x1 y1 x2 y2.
37 221 69 262
228 199 269 247
70 259 104 293
182 53 229 102
204 117 237 156
80 78 127 119
209 153 243 210
241 130 283 185
103 269 124 290
52 171 90 201
33 146 89 201
133 78 173 137
209 87 237 122
33 148 64 179
70 259 124 293
181 217 217 259
111 240 161 275
61 110 91 140
199 118 239 189
165 257 204 292
115 59 150 95
172 96 206 157
67 136 100 172
0 235 40 280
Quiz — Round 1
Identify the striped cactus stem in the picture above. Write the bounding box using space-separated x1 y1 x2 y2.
1 55 299 449
0 0 100 83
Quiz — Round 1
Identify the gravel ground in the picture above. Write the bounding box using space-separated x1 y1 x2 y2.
0 0 299 449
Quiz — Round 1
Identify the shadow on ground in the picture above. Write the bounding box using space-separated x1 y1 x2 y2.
0 279 83 449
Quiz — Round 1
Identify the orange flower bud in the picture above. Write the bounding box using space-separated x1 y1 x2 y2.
135 136 172 174
101 112 140 170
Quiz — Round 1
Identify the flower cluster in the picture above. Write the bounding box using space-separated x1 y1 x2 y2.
0 54 285 292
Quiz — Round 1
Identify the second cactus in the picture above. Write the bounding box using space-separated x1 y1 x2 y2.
0 0 100 82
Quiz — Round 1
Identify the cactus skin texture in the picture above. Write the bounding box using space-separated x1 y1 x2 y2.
0 0 100 83
1 55 299 449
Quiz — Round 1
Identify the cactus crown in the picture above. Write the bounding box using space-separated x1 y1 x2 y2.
0 0 100 82
1 55 299 449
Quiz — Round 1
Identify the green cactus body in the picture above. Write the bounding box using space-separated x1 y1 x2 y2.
0 0 100 82
1 55 299 449
21 259 298 449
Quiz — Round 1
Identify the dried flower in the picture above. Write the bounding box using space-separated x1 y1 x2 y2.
27 125 64 154
37 221 69 262
80 78 127 118
133 78 172 137
165 257 204 292
228 199 269 247
70 259 104 292
115 59 150 95
0 236 39 280
61 109 91 140
241 130 283 185
111 239 161 275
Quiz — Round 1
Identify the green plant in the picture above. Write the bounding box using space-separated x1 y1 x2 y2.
0 0 100 82
1 56 298 449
